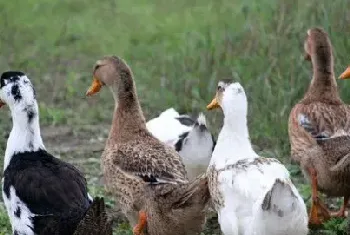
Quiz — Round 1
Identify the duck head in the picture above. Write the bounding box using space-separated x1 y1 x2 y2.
207 80 247 118
0 71 36 111
86 56 134 97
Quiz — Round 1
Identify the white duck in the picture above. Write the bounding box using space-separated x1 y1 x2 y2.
206 80 308 235
147 108 215 180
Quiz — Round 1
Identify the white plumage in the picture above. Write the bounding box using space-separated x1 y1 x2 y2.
207 81 308 235
146 108 215 180
146 108 192 146
3 186 35 235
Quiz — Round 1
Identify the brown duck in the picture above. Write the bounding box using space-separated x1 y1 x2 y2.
85 56 210 235
289 27 350 225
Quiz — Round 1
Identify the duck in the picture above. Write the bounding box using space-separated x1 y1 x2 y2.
288 27 350 225
147 108 216 180
0 71 112 235
206 80 308 235
85 56 210 235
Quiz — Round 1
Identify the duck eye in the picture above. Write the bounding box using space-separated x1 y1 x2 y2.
94 65 101 71
1 79 7 88
217 86 225 92
237 88 243 94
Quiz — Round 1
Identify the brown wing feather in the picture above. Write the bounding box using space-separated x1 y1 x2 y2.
73 197 113 235
289 102 350 162
112 138 188 184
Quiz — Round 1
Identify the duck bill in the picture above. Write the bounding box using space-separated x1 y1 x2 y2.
207 97 220 110
86 77 103 96
339 67 350 80
0 100 5 108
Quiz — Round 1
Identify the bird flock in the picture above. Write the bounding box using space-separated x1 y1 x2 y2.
1 27 350 235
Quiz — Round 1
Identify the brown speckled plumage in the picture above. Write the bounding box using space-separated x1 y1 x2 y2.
288 28 350 198
143 174 210 235
89 56 210 233
73 197 113 235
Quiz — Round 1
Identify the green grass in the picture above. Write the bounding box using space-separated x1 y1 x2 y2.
0 0 350 234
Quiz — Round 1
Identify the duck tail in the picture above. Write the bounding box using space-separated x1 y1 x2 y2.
262 179 298 216
73 197 113 235
173 173 211 208
259 179 308 233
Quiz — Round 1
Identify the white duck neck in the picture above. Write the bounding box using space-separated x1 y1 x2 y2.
4 101 45 170
210 106 257 167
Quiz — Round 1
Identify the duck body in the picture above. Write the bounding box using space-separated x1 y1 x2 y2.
87 56 210 234
293 107 350 197
101 132 188 226
207 81 308 235
289 28 350 224
0 72 95 235
143 174 210 235
3 150 91 235
147 108 215 180
146 108 192 145
208 128 307 235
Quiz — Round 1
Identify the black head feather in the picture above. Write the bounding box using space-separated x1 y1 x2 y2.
1 71 25 88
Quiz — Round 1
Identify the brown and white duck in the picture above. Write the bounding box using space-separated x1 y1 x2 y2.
288 27 350 225
85 56 210 235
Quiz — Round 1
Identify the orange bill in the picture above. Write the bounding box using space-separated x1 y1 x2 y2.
207 97 220 110
86 77 103 96
0 100 5 108
339 66 350 80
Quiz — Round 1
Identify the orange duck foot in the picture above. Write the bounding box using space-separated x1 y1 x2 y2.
330 197 349 218
331 209 346 218
308 197 331 226
133 211 147 235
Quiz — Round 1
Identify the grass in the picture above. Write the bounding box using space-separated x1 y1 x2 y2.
0 0 349 234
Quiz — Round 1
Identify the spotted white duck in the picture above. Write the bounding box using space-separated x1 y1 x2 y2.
0 71 111 235
146 108 216 180
206 80 308 235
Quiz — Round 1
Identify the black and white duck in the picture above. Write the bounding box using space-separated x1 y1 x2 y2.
0 71 111 235
147 108 216 180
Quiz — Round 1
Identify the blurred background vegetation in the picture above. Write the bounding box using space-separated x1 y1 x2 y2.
0 0 349 234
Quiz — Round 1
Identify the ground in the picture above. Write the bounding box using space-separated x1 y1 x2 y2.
0 0 349 234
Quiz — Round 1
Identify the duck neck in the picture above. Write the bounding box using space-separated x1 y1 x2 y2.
107 77 147 144
4 101 45 170
304 48 341 104
211 108 257 165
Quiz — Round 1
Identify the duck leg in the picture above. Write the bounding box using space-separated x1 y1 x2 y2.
308 167 331 225
133 211 147 235
331 196 349 218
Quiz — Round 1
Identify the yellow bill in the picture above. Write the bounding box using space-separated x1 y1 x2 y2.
207 97 220 110
86 77 103 96
339 67 350 80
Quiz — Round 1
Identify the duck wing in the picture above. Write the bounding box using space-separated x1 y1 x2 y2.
3 149 90 234
111 138 188 185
